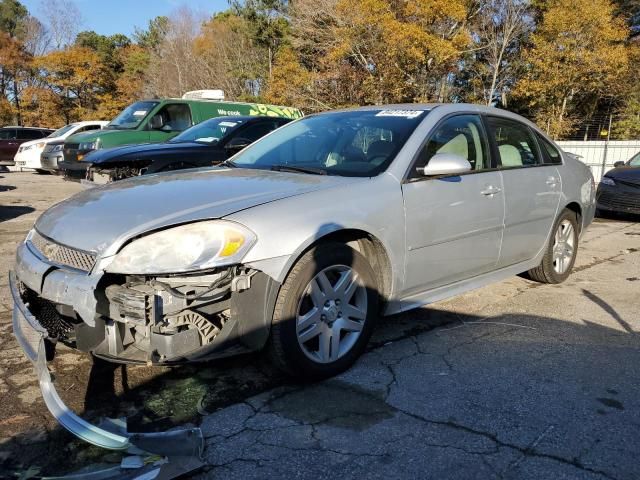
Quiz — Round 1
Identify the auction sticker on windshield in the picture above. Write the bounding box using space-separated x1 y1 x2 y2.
375 110 424 118
133 110 148 116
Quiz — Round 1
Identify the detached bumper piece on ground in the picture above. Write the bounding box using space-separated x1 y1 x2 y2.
9 271 205 479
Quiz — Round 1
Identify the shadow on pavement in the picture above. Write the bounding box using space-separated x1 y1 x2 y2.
0 205 35 222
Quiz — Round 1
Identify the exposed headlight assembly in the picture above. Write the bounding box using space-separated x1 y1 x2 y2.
105 221 257 274
600 176 615 186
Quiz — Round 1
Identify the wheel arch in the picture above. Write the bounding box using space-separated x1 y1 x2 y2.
284 228 394 306
564 201 583 233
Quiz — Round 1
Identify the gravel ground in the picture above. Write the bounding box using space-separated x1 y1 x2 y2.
1 171 639 479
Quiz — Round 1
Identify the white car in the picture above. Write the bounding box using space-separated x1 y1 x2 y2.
14 121 108 173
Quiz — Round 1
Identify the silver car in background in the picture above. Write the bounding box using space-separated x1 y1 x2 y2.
11 104 595 445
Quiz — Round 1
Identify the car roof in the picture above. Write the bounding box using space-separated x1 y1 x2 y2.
313 103 546 137
73 120 109 126
1 126 52 130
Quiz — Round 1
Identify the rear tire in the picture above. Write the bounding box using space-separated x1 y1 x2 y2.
527 209 579 284
268 242 379 379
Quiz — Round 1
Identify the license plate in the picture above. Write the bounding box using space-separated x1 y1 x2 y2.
16 161 25 166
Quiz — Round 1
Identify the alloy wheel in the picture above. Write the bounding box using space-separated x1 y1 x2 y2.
296 265 368 363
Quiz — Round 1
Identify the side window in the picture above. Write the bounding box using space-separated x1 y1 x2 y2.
487 117 541 168
238 121 278 142
0 129 15 139
20 129 44 139
156 104 192 132
536 134 562 165
414 115 489 175
77 124 102 133
630 153 640 167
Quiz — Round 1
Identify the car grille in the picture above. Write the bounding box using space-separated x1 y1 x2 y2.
29 231 96 272
597 190 640 213
616 179 640 190
65 143 79 150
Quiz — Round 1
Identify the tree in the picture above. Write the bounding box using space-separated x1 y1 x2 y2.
470 0 532 106
133 16 169 51
265 46 313 107
0 0 28 38
35 46 103 123
231 0 289 77
513 0 629 139
40 0 81 49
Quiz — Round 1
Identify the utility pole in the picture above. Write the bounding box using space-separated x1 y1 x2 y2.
600 114 613 182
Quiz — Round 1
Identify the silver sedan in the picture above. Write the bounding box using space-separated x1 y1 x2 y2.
11 104 595 441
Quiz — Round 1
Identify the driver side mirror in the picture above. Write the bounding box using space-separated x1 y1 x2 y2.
149 114 165 130
417 153 472 176
224 137 251 153
613 161 625 168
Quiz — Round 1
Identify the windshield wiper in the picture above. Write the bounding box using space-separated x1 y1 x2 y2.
270 164 327 175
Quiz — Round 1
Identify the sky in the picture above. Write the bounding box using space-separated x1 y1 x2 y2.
20 0 229 37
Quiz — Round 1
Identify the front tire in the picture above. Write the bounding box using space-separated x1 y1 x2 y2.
268 242 379 379
527 209 579 284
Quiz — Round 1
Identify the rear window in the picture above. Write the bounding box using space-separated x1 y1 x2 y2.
536 133 562 165
0 129 16 139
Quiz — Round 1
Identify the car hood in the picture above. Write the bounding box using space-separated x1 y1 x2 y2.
35 168 361 256
84 141 209 165
19 138 51 148
65 128 125 145
606 167 640 183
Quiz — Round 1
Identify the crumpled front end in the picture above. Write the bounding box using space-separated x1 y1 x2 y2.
13 230 278 366
9 270 205 477
10 228 280 474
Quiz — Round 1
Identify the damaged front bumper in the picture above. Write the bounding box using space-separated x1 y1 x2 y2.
13 236 278 366
10 270 204 476
10 231 281 476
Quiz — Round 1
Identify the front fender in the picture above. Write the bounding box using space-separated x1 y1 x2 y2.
225 173 406 299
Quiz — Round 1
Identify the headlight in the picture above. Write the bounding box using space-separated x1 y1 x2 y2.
105 221 257 274
79 141 99 151
600 176 615 186
45 144 63 153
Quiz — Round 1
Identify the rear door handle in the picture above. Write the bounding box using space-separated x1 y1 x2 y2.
546 176 558 187
481 186 502 196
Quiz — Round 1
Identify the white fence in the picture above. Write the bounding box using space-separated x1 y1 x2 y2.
557 140 640 183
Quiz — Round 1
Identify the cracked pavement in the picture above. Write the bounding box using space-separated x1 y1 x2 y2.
1 172 640 479
194 223 640 479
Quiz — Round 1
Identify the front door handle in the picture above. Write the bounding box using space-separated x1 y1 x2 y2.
481 186 502 196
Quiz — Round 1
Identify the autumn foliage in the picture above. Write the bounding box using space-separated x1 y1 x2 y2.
0 0 638 139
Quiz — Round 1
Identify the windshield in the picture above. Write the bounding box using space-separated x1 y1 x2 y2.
107 101 159 130
229 109 428 177
169 117 246 144
47 124 78 138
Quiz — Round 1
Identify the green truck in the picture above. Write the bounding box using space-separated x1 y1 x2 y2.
61 95 303 177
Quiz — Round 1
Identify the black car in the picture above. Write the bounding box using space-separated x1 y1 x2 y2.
74 116 292 183
596 152 640 216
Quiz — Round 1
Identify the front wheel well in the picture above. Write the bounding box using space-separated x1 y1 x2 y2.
302 229 393 304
